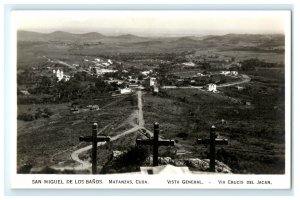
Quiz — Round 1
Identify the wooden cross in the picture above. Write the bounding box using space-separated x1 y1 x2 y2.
79 123 110 174
136 122 175 166
196 125 228 172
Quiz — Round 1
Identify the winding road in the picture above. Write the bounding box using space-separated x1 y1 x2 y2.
52 90 146 172
161 74 251 90
217 74 251 88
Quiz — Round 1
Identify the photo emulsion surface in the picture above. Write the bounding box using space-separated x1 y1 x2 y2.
15 10 290 181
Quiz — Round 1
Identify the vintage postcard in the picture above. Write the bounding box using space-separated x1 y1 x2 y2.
10 10 291 189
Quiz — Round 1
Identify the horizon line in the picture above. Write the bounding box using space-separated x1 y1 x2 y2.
17 29 285 38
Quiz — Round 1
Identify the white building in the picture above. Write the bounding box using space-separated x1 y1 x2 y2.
150 77 156 86
141 70 152 76
231 71 238 76
220 71 238 76
95 68 117 75
63 75 71 81
182 62 196 67
220 71 231 76
153 86 159 93
108 59 113 64
87 105 100 110
120 88 132 94
102 62 110 67
207 83 217 93
53 69 70 82
55 69 64 81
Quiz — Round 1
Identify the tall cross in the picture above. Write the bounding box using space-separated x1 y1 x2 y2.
79 123 110 174
196 125 228 172
136 122 175 166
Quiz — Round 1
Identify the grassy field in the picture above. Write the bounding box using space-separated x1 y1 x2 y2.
195 49 285 64
142 68 285 174
17 94 136 171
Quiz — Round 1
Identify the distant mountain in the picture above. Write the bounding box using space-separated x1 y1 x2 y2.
79 32 105 39
18 30 106 42
175 37 198 43
201 34 284 47
17 31 285 51
116 34 142 39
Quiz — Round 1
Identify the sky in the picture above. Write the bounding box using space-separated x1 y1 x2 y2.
13 10 289 37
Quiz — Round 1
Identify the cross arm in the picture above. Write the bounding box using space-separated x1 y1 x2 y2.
136 138 153 146
136 138 175 146
79 136 111 142
158 139 175 146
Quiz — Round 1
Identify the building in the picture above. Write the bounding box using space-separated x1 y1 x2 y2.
153 85 159 93
87 105 100 111
231 71 238 76
63 75 71 81
120 88 132 94
207 83 217 93
141 70 152 76
143 77 157 88
107 59 113 64
236 86 244 91
150 77 156 86
220 71 231 76
220 71 238 76
53 69 64 81
182 62 196 67
95 68 117 75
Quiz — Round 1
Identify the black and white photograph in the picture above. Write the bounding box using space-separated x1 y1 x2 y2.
11 10 291 188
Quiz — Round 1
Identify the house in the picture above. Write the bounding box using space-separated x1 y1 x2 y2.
20 90 30 95
102 63 110 67
144 77 157 88
153 85 159 93
128 84 139 88
120 88 132 94
87 105 100 110
141 70 152 76
63 75 71 81
236 86 244 91
53 69 64 81
107 59 113 64
220 71 231 76
150 77 156 86
95 68 117 75
182 62 196 67
220 71 238 76
207 83 217 92
231 71 238 76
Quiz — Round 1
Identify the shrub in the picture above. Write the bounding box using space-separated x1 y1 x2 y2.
17 113 35 121
176 132 189 138
43 108 53 116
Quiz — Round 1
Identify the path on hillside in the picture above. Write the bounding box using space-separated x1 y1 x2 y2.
217 74 251 88
43 56 75 69
51 91 146 171
161 74 251 90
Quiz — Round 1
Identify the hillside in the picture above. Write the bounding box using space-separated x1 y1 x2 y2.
18 31 284 48
18 30 106 42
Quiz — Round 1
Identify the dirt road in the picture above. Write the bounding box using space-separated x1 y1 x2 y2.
217 74 251 88
137 90 145 127
52 91 145 172
162 74 251 90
